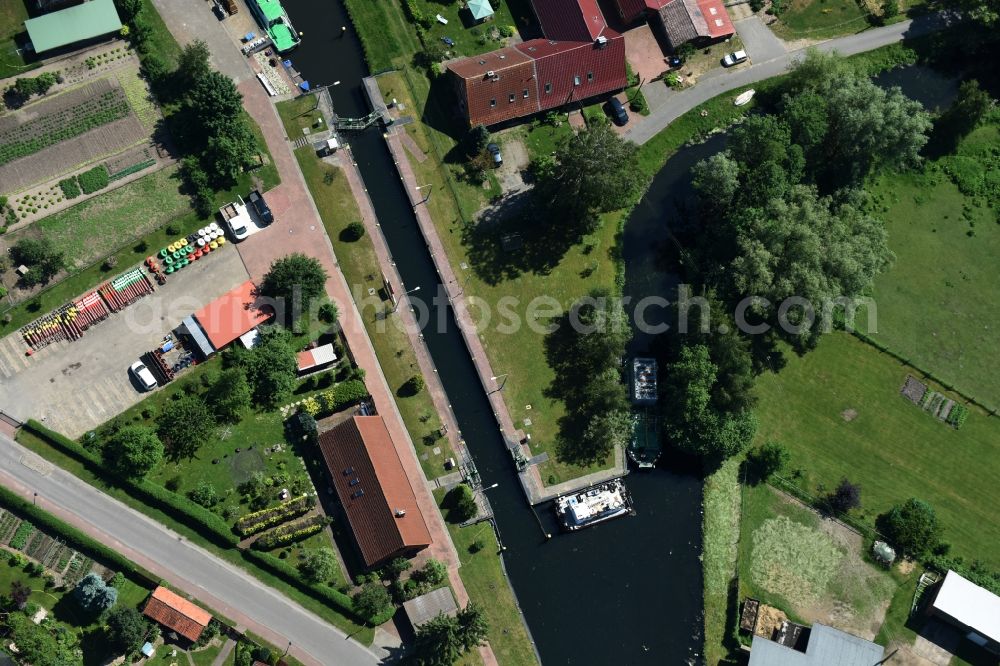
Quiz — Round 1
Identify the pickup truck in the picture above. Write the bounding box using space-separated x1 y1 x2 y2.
248 190 273 225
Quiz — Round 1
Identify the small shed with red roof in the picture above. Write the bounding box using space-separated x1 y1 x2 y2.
142 586 213 643
611 0 734 49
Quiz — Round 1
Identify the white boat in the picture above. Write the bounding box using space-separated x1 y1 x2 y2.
734 89 755 106
631 357 657 405
554 478 633 531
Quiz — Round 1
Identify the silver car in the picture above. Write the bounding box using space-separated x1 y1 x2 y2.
722 50 749 67
129 360 157 391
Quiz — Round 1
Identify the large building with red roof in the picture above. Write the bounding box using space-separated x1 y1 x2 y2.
143 586 213 643
612 0 735 50
318 416 432 567
445 0 627 127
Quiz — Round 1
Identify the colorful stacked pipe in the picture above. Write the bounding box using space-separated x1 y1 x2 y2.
64 290 112 333
20 303 83 349
99 268 154 312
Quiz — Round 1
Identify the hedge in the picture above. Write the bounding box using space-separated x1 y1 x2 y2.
22 420 239 548
241 549 370 622
314 379 368 417
925 555 1000 597
252 515 326 550
0 484 158 588
59 177 81 199
78 165 110 194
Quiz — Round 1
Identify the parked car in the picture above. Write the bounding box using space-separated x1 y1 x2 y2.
248 190 273 225
722 50 749 67
608 97 629 126
129 360 157 392
220 196 251 241
487 143 502 167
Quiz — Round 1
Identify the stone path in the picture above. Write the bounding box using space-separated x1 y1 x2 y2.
211 638 236 666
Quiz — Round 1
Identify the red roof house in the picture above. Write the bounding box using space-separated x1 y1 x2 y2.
611 0 735 48
318 416 432 567
181 280 273 357
143 587 213 643
446 0 627 127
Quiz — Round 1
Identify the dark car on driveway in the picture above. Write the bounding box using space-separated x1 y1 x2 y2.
248 190 273 225
608 97 628 126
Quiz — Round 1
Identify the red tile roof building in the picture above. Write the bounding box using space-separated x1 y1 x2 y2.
318 416 432 567
611 0 735 49
142 587 213 643
446 0 627 127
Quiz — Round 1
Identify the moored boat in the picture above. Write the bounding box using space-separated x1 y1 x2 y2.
247 0 300 54
554 478 633 531
628 411 661 469
631 357 657 405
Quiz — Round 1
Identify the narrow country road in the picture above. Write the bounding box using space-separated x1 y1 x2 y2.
0 431 380 666
625 11 962 144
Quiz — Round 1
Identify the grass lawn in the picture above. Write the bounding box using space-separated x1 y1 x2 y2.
858 121 1000 407
290 140 457 479
189 639 227 666
275 95 325 140
753 332 1000 567
435 490 538 666
738 483 896 638
0 0 38 79
702 459 741 665
341 0 420 72
771 0 870 40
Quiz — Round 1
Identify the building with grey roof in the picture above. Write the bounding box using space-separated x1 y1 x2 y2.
402 587 458 629
749 623 885 665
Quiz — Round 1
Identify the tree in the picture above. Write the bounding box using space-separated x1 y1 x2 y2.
413 613 462 666
230 326 299 408
104 425 163 477
114 0 143 22
534 124 643 235
73 573 118 616
385 557 412 580
455 603 489 652
467 124 490 156
208 368 252 423
928 79 994 156
690 153 740 214
943 0 1000 24
180 70 258 187
318 302 339 325
746 441 789 483
4 613 79 666
260 254 329 326
663 344 757 460
11 238 64 287
352 581 392 622
10 581 30 609
176 39 211 88
445 484 478 523
402 374 425 396
298 548 338 584
877 498 942 557
105 606 149 655
157 396 214 459
188 481 219 508
343 221 366 241
825 478 861 515
414 558 447 586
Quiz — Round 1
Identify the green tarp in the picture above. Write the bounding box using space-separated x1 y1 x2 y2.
468 0 495 21
25 0 122 54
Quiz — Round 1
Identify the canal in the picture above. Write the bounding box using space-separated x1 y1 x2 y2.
279 1 705 663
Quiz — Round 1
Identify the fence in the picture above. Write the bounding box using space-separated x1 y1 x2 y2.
766 473 886 542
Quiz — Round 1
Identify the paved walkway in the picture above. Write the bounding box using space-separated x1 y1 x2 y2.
148 1 487 661
0 431 378 666
210 638 236 666
625 11 960 144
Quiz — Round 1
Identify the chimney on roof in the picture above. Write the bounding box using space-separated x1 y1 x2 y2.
595 36 608 48
395 509 407 517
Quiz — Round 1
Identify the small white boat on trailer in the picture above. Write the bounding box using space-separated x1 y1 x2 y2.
554 478 633 531
734 89 755 106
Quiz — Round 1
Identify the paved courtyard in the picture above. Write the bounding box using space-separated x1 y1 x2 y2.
0 248 250 437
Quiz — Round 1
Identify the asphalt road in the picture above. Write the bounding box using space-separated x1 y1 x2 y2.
0 431 380 666
625 11 962 144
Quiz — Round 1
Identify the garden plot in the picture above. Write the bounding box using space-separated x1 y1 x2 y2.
741 485 896 640
0 74 151 195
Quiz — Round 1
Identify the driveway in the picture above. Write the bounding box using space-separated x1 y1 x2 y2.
625 11 960 145
734 16 787 64
0 248 249 437
0 432 380 666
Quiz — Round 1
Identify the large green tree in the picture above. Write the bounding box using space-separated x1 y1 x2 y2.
73 573 118 616
208 367 252 423
175 39 211 89
260 254 329 327
157 396 214 459
663 344 758 460
229 326 299 408
180 70 258 187
352 581 392 622
4 614 80 666
877 498 942 557
412 604 488 665
928 79 994 156
105 606 149 655
534 124 643 234
104 425 163 478
297 548 339 584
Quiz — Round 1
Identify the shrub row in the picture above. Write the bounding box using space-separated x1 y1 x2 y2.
109 158 156 181
59 177 81 199
252 515 326 550
0 484 158 587
78 165 110 194
241 549 363 622
235 494 314 537
22 420 239 548
308 379 368 418
851 331 998 416
925 555 1000 597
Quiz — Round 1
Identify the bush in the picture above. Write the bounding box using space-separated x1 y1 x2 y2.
353 581 393 623
824 478 861 515
413 558 446 586
444 484 477 523
401 375 425 396
242 549 362 621
747 441 789 483
252 515 327 550
59 178 81 199
342 221 365 241
234 495 314 536
188 481 220 508
318 302 339 325
77 166 110 194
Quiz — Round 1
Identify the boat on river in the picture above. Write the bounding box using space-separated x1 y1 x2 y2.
247 0 300 54
628 411 661 469
554 478 633 531
631 357 658 405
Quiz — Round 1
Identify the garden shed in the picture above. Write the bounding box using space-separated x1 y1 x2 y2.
24 0 122 54
142 586 212 644
928 570 1000 655
403 587 458 629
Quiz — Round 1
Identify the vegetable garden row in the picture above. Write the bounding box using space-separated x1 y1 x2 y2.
0 507 99 585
